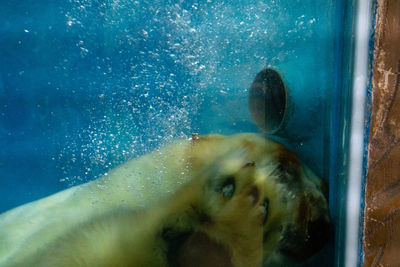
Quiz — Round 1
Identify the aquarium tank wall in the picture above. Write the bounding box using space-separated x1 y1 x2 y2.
0 0 375 266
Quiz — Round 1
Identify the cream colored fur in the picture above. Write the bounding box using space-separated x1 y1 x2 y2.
0 133 330 266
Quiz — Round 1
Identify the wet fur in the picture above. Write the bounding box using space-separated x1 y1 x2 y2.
0 133 330 266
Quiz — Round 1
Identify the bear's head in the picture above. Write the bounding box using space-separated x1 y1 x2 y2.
186 133 331 266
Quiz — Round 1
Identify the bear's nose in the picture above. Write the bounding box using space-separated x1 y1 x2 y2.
277 216 332 262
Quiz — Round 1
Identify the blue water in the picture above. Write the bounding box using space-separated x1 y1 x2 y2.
0 0 344 228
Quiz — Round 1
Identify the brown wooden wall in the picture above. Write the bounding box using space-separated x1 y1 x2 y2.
363 0 400 266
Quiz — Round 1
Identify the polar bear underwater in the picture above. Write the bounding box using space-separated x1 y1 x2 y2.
0 71 331 267
0 133 331 267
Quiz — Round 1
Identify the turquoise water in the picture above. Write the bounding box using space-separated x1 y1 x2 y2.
0 1 349 265
0 0 344 211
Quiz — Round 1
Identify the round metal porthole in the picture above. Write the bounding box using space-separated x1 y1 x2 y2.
248 68 288 134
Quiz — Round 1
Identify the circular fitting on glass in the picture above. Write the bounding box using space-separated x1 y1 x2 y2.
248 68 288 134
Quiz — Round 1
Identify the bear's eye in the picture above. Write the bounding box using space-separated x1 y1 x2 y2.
220 175 235 198
262 198 269 224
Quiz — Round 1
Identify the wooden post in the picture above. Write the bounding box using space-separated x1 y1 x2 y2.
363 0 400 265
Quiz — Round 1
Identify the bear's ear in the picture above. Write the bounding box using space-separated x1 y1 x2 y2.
270 144 302 187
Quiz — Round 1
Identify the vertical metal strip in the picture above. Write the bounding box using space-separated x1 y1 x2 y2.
345 0 373 266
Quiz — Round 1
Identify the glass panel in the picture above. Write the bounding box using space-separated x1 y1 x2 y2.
0 1 355 266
